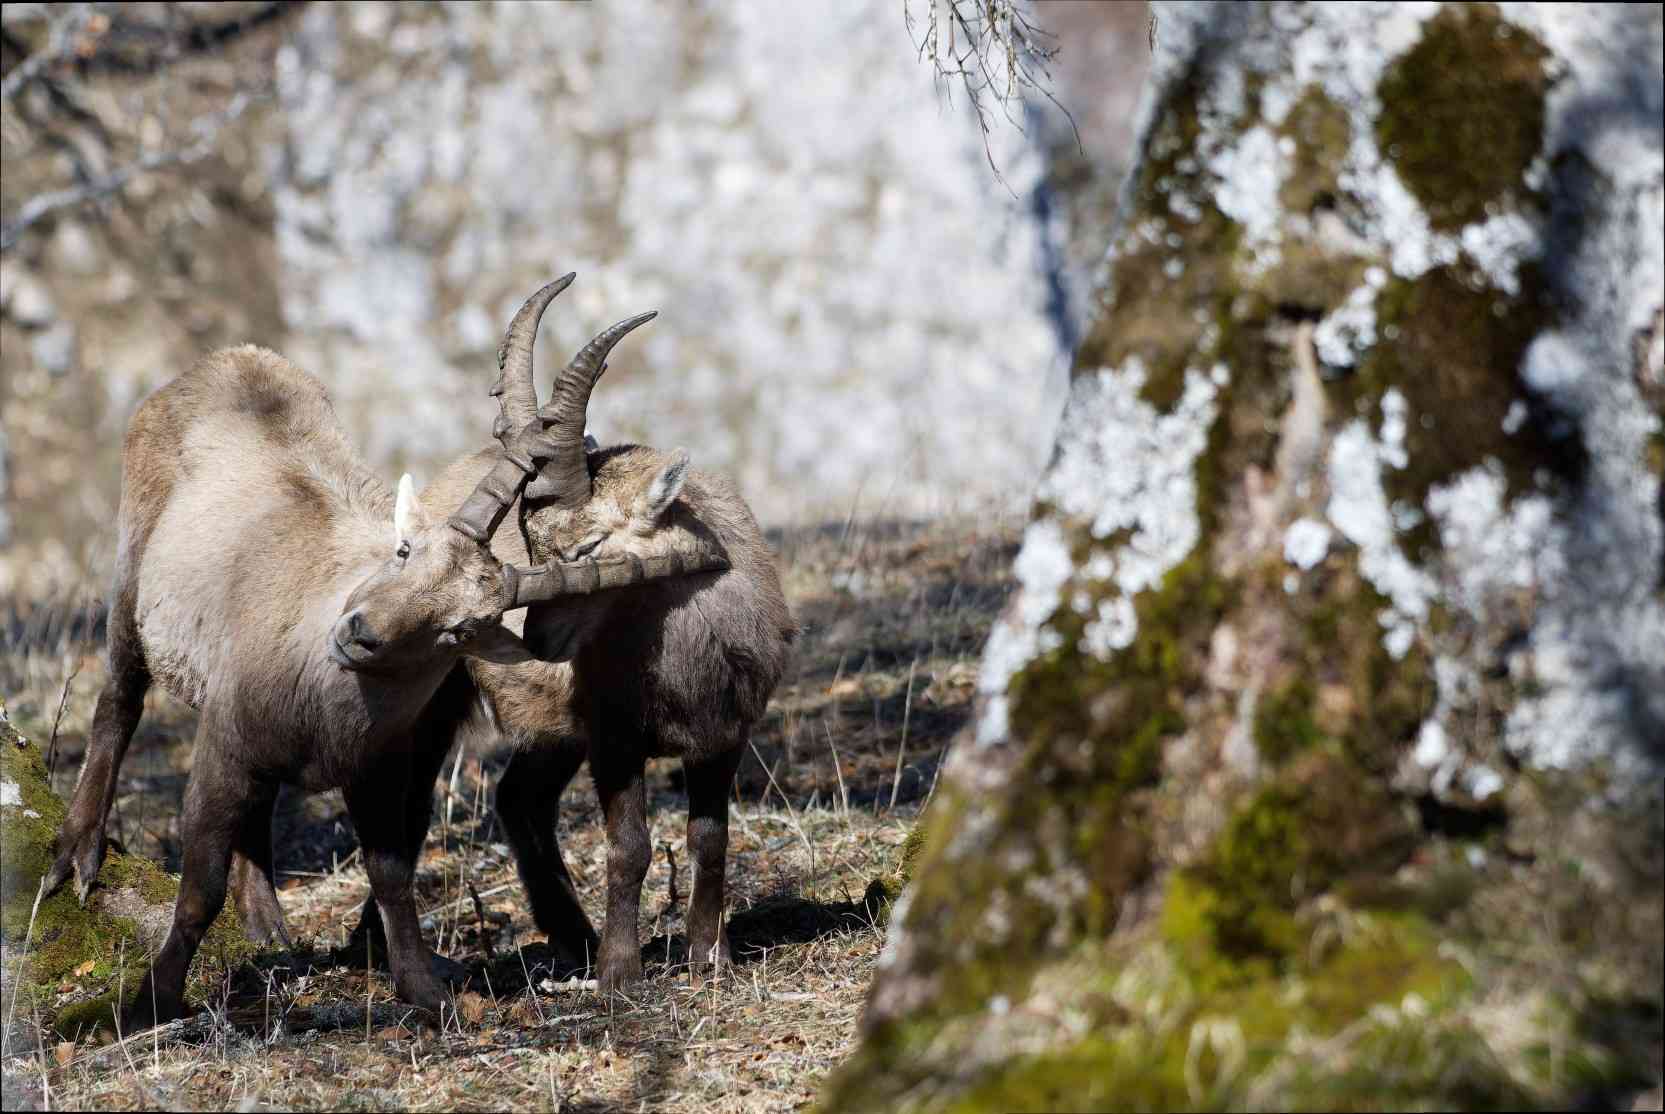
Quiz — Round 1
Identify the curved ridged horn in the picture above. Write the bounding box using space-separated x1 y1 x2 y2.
490 273 575 446
447 421 546 543
450 275 577 543
524 310 658 506
501 538 730 609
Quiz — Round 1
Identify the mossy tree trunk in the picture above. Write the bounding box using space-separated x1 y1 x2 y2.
1 700 253 1037
823 3 1663 1110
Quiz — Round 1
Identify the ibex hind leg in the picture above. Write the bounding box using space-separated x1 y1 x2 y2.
45 582 149 903
228 790 291 948
685 746 743 984
125 717 254 1030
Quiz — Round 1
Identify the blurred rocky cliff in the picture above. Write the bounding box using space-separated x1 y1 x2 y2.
0 0 1150 601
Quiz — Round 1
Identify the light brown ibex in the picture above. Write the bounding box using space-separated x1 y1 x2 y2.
44 277 724 1025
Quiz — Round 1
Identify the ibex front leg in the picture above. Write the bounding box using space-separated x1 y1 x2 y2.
344 769 450 1019
591 745 649 994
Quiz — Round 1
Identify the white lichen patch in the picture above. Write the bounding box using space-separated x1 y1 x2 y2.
1427 463 1560 616
1460 211 1543 296
1082 596 1138 659
1282 518 1333 570
1041 360 1220 588
1324 406 1435 654
1312 281 1381 371
977 359 1222 743
978 518 1073 745
0 776 20 808
1210 125 1288 271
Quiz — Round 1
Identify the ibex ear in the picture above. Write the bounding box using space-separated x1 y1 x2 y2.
464 623 536 665
394 473 429 541
635 449 689 523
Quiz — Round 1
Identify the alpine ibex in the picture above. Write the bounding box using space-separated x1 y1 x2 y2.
479 315 795 993
45 276 725 1025
346 305 795 994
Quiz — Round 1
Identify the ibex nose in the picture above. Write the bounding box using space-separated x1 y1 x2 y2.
344 611 383 652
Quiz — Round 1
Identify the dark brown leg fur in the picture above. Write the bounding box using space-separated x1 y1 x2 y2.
497 739 598 973
346 668 473 987
228 790 289 948
590 742 649 994
46 580 148 902
685 746 743 982
343 769 450 1017
126 715 255 1029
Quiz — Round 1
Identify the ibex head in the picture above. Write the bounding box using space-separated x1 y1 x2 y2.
521 445 693 564
330 469 536 670
331 275 698 671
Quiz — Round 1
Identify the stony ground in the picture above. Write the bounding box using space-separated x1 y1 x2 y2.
0 512 1020 1112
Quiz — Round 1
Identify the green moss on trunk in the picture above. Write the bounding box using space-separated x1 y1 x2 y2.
1376 3 1550 232
1 701 256 1034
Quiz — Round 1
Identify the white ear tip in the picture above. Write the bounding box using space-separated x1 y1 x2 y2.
670 447 690 467
398 473 415 497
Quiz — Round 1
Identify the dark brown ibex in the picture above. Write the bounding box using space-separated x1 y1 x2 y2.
44 277 724 1025
478 315 796 993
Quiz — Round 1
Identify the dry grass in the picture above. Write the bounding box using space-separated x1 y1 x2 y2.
1 511 1019 1111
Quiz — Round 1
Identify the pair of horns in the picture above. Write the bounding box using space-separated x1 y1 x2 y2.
448 275 714 608
449 274 654 544
491 273 655 506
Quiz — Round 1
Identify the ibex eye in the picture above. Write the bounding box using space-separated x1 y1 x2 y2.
396 541 411 560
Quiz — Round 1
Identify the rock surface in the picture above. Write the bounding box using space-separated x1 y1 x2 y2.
823 4 1665 1109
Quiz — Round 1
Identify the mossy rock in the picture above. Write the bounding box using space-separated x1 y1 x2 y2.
0 699 256 1035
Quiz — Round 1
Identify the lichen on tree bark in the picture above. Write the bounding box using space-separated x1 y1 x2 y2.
822 4 1664 1110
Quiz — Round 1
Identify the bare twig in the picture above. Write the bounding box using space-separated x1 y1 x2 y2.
902 0 1082 194
0 4 96 103
467 881 494 961
748 739 816 877
824 722 850 822
1 89 257 251
44 655 82 782
888 656 919 811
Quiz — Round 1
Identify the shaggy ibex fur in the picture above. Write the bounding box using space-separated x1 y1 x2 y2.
451 313 796 993
45 279 722 1025
391 438 794 991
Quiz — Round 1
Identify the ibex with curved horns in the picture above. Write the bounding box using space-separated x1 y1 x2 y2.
368 289 796 992
45 277 722 1025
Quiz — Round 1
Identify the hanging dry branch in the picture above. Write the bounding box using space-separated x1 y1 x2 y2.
902 0 1082 193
